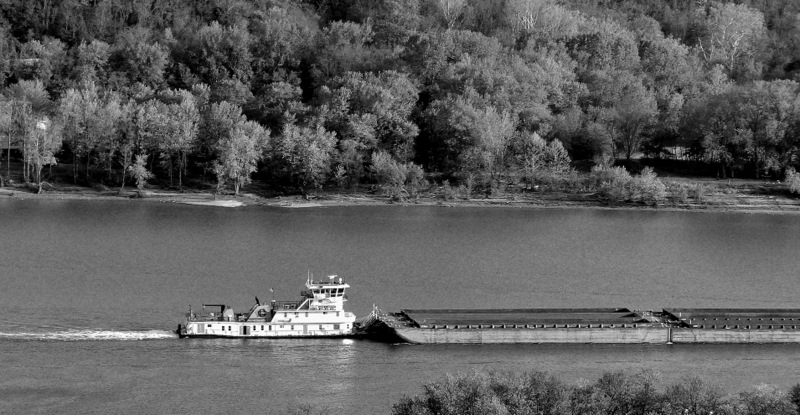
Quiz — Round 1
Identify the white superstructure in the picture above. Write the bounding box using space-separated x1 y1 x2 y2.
178 275 356 338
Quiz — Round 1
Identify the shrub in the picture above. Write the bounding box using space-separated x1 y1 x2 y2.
371 151 428 199
785 167 800 194
637 167 667 205
128 153 153 190
371 151 406 190
441 180 455 200
592 165 633 203
463 173 476 199
692 183 706 203
591 166 666 205
332 164 347 188
405 162 427 197
675 183 690 204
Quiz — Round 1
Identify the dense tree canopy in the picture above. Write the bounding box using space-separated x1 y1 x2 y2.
2 0 800 193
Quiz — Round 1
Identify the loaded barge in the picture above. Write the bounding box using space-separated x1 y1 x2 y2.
363 308 800 344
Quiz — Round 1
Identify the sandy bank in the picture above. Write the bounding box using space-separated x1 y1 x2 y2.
1 180 799 214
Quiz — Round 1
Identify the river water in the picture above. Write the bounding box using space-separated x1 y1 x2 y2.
2 199 800 414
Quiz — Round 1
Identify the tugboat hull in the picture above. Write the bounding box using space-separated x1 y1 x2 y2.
178 320 355 339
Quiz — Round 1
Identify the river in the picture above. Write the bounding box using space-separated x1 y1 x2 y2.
1 199 799 414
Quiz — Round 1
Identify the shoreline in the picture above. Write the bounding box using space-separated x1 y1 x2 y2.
2 180 800 215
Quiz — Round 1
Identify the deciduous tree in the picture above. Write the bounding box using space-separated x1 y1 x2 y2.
696 2 767 81
213 119 269 196
22 116 62 193
271 123 336 192
437 0 467 30
157 89 200 187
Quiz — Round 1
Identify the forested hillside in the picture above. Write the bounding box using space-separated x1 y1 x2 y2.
1 0 799 195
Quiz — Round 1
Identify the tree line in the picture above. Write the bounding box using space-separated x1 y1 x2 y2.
393 370 800 415
1 0 800 195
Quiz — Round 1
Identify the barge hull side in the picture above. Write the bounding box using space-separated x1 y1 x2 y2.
395 328 670 344
393 328 800 344
671 329 800 343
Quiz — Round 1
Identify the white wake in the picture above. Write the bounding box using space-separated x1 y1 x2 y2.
0 329 178 341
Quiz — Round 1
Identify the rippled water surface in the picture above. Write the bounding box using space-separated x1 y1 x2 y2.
2 199 800 414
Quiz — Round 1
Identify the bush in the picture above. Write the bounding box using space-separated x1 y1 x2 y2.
692 183 706 203
371 151 428 199
128 153 154 190
637 167 667 204
371 151 406 190
675 182 690 204
591 166 666 205
441 180 456 201
405 162 427 197
785 167 800 194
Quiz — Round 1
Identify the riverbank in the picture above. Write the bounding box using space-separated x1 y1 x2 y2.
1 176 799 214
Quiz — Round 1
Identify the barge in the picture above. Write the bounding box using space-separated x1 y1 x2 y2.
364 308 800 344
177 275 356 338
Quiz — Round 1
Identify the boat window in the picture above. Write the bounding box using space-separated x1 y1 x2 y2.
207 324 212 327
334 324 340 330
294 313 299 317
228 326 231 331
261 325 264 330
336 312 340 317
319 325 324 330
222 326 225 331
284 313 287 318
290 325 294 330
279 325 284 329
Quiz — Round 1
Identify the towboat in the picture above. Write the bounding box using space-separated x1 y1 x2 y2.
177 275 356 338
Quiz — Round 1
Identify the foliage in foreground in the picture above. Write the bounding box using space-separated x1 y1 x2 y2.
392 370 800 415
